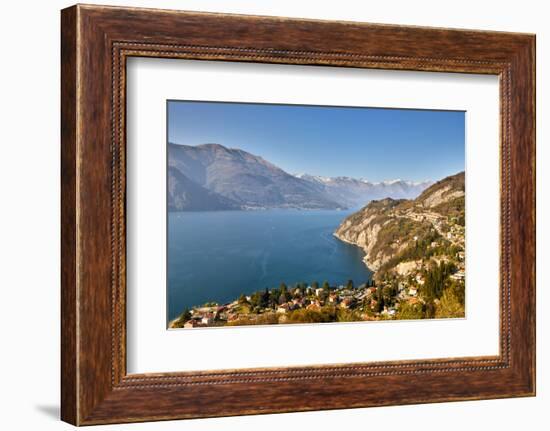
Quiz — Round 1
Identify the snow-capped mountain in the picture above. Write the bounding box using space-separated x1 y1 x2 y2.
296 174 433 208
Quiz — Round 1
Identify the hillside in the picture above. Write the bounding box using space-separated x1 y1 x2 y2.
334 171 465 278
168 167 240 211
168 143 342 210
333 171 465 320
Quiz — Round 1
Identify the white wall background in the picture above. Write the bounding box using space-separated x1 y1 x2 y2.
0 0 546 429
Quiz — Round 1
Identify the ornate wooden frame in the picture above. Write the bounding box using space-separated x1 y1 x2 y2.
61 4 536 426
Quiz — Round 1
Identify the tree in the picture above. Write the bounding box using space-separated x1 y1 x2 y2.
238 293 248 304
424 300 436 319
422 261 456 300
374 288 385 313
382 285 395 306
171 308 192 328
278 283 289 304
249 291 261 308
435 287 465 318
181 308 191 321
311 281 319 290
322 280 330 291
260 288 271 308
397 301 425 319
268 289 279 307
346 279 354 289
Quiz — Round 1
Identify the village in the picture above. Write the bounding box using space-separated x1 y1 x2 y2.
171 282 400 328
170 250 465 329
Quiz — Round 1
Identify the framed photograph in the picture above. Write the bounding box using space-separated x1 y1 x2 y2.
61 4 535 425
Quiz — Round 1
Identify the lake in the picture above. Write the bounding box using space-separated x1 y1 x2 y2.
167 209 372 321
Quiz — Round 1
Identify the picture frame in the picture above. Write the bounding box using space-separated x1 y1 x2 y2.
61 4 535 425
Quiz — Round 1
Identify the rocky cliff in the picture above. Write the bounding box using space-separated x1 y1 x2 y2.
334 172 465 278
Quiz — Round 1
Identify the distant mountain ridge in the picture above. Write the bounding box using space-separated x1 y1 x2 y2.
168 143 434 211
296 174 433 209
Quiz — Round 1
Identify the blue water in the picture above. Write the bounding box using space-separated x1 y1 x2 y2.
167 209 372 321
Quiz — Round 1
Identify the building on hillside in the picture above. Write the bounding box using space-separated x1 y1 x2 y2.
201 313 215 325
451 270 465 281
340 297 355 309
307 301 321 311
276 304 289 314
184 319 201 329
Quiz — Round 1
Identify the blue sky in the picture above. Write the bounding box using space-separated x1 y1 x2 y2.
168 100 464 182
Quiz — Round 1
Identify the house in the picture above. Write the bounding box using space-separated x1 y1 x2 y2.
382 307 396 316
277 304 289 314
328 293 339 303
201 313 215 325
315 288 324 297
409 287 418 297
451 270 466 281
184 319 201 329
340 297 355 309
307 301 321 311
356 292 367 301
415 274 425 285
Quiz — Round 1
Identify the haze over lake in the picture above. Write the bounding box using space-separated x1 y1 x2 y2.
167 209 372 321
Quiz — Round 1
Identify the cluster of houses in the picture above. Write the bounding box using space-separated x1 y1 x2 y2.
176 256 465 329
177 282 407 328
179 265 467 328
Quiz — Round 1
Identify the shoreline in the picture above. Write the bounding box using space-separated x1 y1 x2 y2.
333 231 376 272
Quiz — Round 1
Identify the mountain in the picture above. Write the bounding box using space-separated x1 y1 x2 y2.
296 174 433 208
168 167 240 211
334 172 465 279
168 143 343 210
168 142 434 211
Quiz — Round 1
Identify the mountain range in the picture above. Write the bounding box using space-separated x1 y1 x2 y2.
168 143 433 211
